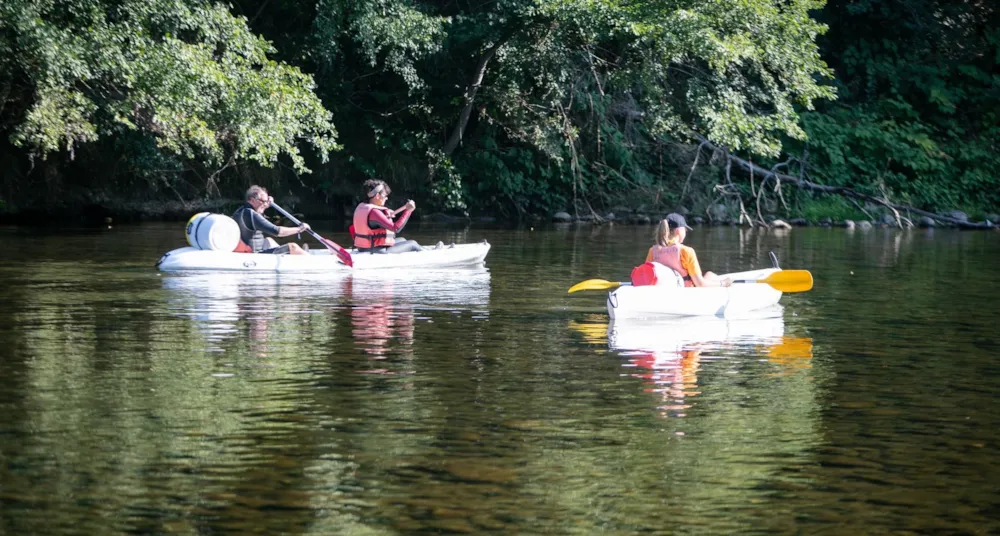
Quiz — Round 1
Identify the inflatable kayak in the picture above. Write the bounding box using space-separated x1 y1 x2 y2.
607 268 784 320
156 242 491 272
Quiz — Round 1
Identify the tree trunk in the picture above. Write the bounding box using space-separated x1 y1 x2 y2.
442 38 508 157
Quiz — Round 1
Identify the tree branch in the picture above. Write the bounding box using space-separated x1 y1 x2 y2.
694 134 994 229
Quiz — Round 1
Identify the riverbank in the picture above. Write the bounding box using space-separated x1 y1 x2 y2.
2 193 997 230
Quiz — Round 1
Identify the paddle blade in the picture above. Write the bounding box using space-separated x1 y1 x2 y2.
761 269 812 293
321 238 353 267
568 279 624 293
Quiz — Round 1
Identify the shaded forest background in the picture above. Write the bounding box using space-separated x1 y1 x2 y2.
1 0 997 224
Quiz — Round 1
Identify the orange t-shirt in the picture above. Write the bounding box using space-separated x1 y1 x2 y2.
645 242 702 279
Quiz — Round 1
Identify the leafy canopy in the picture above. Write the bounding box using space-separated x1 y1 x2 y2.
0 0 339 172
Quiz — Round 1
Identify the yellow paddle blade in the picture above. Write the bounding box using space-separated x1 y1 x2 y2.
567 279 625 293
755 269 813 293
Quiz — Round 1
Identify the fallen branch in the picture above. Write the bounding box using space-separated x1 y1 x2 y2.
693 135 994 229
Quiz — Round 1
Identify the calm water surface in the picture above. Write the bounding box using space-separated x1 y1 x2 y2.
1 222 998 534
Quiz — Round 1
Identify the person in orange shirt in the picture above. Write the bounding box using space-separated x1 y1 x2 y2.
645 213 731 287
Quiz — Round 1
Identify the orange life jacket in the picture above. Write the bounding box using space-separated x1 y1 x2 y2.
650 244 694 287
353 203 396 250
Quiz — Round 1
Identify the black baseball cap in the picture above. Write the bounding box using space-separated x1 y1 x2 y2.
666 213 692 230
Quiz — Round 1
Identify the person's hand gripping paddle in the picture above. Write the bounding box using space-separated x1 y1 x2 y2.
270 202 353 267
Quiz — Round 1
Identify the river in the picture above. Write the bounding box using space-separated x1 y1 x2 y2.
1 221 998 534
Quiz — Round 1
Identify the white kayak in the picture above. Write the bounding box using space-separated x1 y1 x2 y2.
607 268 783 320
156 242 491 272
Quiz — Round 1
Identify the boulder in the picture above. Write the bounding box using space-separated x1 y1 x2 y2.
771 219 792 229
918 216 936 228
942 210 969 222
708 203 729 222
789 218 808 226
880 214 896 226
985 213 999 224
858 220 873 230
819 217 833 226
552 211 573 222
844 220 856 229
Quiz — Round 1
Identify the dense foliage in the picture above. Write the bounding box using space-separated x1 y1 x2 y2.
1 0 996 219
792 0 1000 214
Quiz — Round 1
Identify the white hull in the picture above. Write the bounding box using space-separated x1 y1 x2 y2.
156 242 491 272
608 306 786 354
607 268 783 320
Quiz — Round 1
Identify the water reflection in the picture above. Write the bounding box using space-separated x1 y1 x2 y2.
162 268 491 357
571 307 814 418
8 223 999 533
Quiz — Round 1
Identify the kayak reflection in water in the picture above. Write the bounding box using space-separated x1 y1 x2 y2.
642 213 731 288
570 315 814 419
352 179 444 254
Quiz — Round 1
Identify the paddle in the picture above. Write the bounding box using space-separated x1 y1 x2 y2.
269 202 353 267
568 270 813 294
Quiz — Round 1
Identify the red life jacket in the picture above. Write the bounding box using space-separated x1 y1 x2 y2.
650 244 694 287
353 203 396 250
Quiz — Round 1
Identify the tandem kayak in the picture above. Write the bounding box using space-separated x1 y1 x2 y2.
607 268 784 320
156 242 491 272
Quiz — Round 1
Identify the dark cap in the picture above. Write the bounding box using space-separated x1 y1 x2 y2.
666 213 692 230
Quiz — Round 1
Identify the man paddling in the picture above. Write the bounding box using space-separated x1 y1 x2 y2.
232 185 310 255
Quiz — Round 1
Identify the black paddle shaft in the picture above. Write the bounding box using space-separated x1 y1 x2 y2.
269 202 326 244
267 201 354 267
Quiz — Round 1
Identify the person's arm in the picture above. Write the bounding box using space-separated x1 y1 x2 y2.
368 205 414 233
275 224 308 238
251 211 307 238
681 247 709 287
682 247 730 287
644 247 654 263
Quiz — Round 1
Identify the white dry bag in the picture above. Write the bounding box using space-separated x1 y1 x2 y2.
185 213 241 251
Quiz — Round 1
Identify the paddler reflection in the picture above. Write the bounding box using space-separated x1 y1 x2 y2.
347 268 492 367
571 306 813 417
348 277 416 362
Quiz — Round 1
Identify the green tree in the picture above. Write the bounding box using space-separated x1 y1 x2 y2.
793 0 1000 212
0 0 339 176
296 0 835 214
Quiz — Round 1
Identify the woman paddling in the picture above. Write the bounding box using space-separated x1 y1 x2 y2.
645 213 731 287
352 179 439 253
